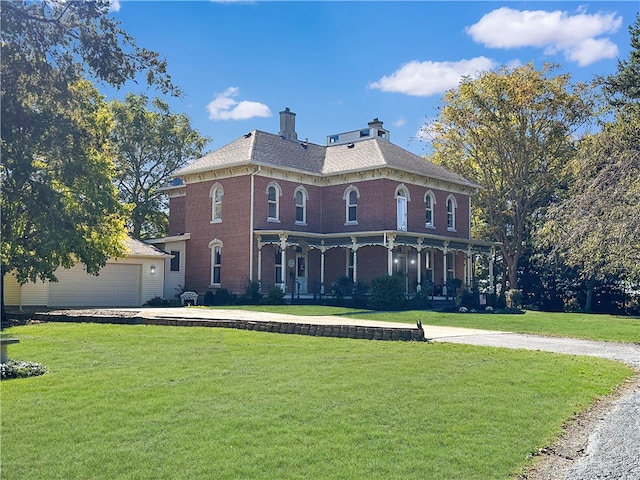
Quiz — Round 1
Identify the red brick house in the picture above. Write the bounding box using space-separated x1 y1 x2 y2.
158 109 496 299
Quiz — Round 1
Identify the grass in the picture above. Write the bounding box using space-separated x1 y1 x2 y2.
211 305 640 344
2 322 633 480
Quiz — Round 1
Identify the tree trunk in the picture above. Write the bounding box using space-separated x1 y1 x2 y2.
584 277 596 313
1 267 7 331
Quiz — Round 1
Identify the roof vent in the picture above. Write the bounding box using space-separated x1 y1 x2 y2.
244 132 252 138
347 143 355 149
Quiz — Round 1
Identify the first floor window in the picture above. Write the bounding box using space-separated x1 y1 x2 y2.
425 250 433 282
170 251 180 272
212 245 222 285
446 252 455 281
347 250 355 281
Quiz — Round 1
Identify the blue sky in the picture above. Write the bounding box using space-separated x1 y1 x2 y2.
105 1 639 156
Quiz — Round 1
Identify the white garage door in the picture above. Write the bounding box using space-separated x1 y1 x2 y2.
49 264 141 307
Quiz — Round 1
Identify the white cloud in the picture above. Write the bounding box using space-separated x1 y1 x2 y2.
206 87 271 121
369 57 496 97
109 0 121 12
466 7 622 66
393 117 407 128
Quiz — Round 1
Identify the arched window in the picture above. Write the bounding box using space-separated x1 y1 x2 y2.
294 186 308 225
266 181 282 222
446 195 457 231
210 183 223 223
208 239 223 286
425 190 436 228
395 185 410 232
343 185 359 224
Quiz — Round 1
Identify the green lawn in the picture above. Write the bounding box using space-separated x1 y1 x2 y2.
215 305 640 344
1 322 633 480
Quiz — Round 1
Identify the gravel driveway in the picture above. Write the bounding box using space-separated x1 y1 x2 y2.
429 331 640 480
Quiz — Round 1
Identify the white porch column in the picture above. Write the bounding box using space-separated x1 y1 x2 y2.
416 238 423 288
442 243 449 296
320 241 326 295
351 236 358 283
257 244 262 284
466 247 473 288
279 234 288 292
386 234 395 276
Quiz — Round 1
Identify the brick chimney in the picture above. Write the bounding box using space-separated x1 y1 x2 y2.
279 107 297 141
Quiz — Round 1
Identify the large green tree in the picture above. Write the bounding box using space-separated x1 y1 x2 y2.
428 63 594 290
537 16 640 311
109 94 210 239
1 0 179 325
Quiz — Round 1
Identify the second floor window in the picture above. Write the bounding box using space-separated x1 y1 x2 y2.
344 186 359 224
446 195 457 231
210 184 223 222
267 182 281 222
294 186 308 224
425 191 435 228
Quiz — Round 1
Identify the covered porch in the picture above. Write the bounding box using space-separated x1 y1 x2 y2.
254 230 498 298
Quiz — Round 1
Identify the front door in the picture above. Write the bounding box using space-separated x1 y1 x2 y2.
296 252 308 294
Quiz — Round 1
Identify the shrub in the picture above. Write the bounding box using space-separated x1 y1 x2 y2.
213 289 234 306
329 277 354 300
506 289 524 309
239 281 262 305
203 290 215 306
143 296 180 307
352 281 369 308
1 360 48 380
262 285 286 305
369 275 406 311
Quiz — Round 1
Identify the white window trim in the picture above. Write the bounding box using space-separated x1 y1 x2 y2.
210 183 223 224
266 181 282 223
208 238 223 287
293 185 308 226
343 185 359 225
424 190 436 229
395 185 410 232
446 194 457 232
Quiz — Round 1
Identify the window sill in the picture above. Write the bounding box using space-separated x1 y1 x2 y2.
209 284 221 288
447 227 457 232
267 218 281 223
344 221 358 226
295 221 307 226
425 224 436 229
210 219 222 224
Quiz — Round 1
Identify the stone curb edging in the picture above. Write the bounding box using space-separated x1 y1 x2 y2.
30 313 426 342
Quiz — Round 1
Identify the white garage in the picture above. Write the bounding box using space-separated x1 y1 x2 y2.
3 237 171 308
48 263 142 307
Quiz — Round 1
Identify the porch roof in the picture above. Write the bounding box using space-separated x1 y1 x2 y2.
255 229 498 255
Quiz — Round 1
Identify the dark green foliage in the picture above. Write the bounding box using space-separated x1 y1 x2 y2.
143 296 180 307
203 291 215 306
213 289 234 306
1 360 48 380
368 275 406 311
262 286 286 305
239 282 262 305
329 277 354 300
352 281 370 308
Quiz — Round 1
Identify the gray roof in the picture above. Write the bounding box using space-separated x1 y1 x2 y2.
125 236 169 257
176 130 478 189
